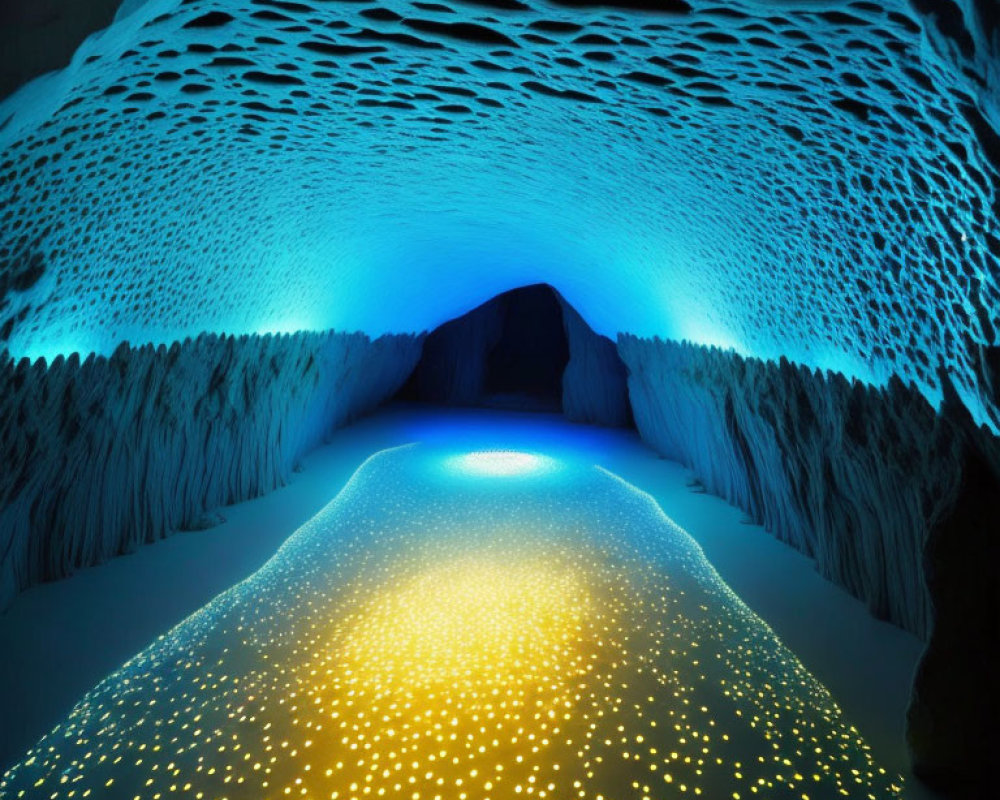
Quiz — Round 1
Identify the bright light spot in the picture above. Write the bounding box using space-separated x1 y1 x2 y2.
447 450 557 477
339 554 588 692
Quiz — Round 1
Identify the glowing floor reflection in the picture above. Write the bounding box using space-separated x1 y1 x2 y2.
444 449 557 477
1 446 901 799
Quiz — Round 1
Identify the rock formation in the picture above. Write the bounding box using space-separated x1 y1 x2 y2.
399 284 631 424
560 298 631 427
401 298 505 406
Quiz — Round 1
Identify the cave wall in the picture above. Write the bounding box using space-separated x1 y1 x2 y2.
618 335 1000 789
401 296 504 406
1 0 998 445
0 330 422 611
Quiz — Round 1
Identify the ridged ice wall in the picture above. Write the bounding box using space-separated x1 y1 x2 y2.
618 334 1000 787
559 298 631 427
0 330 422 609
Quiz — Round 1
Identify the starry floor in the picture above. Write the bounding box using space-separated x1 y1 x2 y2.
1 446 900 800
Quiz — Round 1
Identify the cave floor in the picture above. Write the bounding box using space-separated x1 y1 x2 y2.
0 405 937 798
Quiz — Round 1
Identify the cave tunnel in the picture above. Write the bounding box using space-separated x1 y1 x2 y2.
0 1 998 798
398 284 574 411
396 283 632 422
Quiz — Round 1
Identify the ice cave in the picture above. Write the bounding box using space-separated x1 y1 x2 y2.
0 1 997 799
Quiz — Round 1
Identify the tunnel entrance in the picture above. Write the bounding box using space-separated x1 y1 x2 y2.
484 285 567 404
397 284 569 412
396 284 632 426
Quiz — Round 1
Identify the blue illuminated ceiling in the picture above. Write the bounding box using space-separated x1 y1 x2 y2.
0 0 997 424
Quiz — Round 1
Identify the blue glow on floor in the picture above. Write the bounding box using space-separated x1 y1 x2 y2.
1 444 900 799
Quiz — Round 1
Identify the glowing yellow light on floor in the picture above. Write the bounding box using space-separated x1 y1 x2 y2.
447 450 555 477
1 446 903 800
339 556 588 692
291 545 601 800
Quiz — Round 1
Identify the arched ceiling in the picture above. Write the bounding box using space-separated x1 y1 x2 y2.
0 0 998 425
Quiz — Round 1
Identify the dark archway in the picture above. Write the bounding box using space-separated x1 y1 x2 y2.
396 284 632 426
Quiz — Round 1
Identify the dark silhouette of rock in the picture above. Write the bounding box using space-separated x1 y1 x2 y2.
559 298 631 427
485 287 568 404
906 368 1000 795
398 284 632 424
399 284 569 411
400 295 506 406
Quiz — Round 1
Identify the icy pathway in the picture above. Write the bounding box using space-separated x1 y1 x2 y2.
0 407 932 797
2 443 900 799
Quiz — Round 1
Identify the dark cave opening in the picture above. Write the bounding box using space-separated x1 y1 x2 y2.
482 285 568 403
396 283 633 426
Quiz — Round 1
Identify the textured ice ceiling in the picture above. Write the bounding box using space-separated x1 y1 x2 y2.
0 0 998 424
